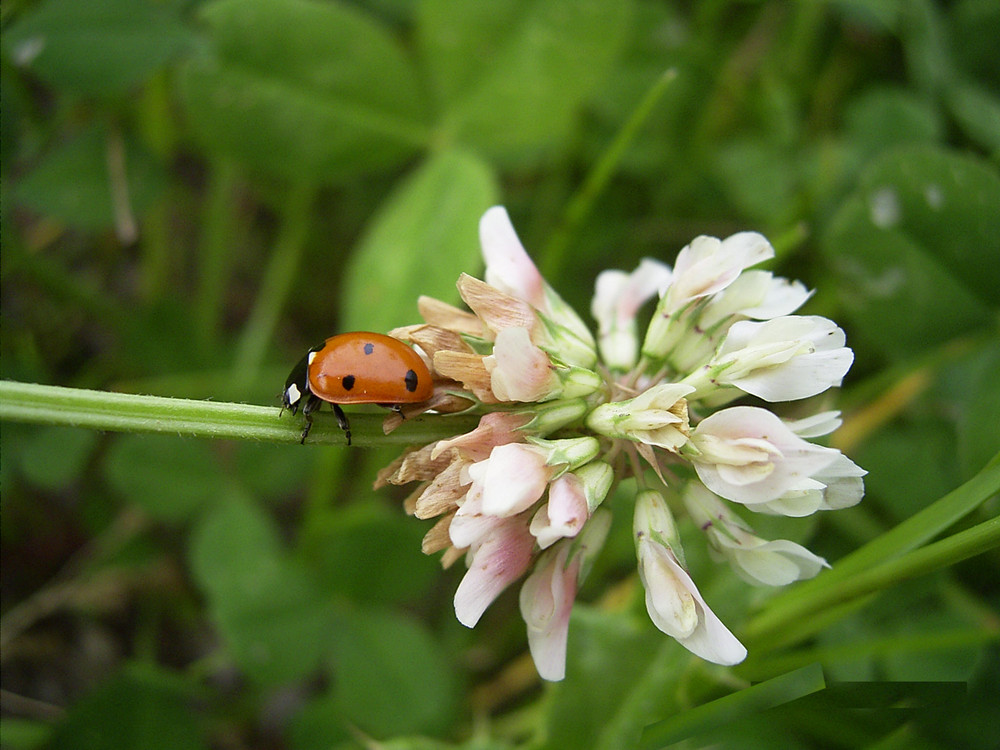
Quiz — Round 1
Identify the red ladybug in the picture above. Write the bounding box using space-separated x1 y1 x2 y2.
282 332 433 444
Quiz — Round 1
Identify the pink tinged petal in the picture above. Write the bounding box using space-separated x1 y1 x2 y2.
529 474 589 549
692 407 841 505
450 484 505 549
454 519 535 628
480 206 546 309
475 443 552 517
519 542 579 681
592 260 673 369
665 232 774 314
484 327 559 402
431 412 531 461
637 540 746 665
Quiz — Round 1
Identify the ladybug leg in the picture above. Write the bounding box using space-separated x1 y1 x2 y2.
382 403 407 420
299 395 323 444
333 404 351 446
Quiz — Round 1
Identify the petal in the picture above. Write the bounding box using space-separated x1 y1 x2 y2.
454 520 535 627
478 443 551 516
520 543 579 681
530 474 588 548
666 232 774 314
692 407 841 505
637 541 699 638
480 206 546 309
784 410 843 438
732 540 829 586
638 542 747 665
431 411 531 461
485 327 559 402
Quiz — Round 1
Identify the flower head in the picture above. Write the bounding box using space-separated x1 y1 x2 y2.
375 206 864 681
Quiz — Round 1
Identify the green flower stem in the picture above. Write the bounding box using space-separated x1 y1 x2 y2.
0 381 477 447
541 69 678 279
230 181 317 394
744 627 999 683
746 515 1000 651
194 158 242 354
744 452 1000 649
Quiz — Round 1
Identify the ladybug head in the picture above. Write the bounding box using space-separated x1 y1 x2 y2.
281 349 315 413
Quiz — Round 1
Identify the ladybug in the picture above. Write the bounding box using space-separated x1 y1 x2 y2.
282 332 433 445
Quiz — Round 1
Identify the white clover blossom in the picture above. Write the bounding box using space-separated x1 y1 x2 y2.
376 206 864 681
520 510 610 680
683 482 829 586
690 316 855 402
634 490 747 665
592 259 672 371
687 406 847 507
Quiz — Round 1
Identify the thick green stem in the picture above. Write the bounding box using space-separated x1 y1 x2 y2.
0 381 476 447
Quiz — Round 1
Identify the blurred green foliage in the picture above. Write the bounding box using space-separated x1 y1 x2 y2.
1 0 998 748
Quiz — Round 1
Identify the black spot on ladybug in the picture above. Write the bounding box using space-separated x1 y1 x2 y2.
404 369 419 393
364 343 375 355
342 374 356 391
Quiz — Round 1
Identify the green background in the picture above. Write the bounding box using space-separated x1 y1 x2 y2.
2 0 998 748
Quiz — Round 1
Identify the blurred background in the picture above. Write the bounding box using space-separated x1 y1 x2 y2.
2 0 998 748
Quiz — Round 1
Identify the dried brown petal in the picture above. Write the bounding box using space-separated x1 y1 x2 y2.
373 442 451 488
402 484 424 515
417 295 483 334
421 511 456 555
413 458 468 519
382 386 477 433
433 350 498 403
456 274 537 334
440 545 465 569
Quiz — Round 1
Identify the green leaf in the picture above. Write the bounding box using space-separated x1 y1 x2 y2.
0 718 52 750
300 503 439 606
104 434 227 522
950 340 1000 480
639 664 825 750
855 418 958 522
417 0 632 160
290 607 457 744
543 606 667 750
179 0 428 183
329 608 458 736
12 124 165 230
843 86 944 155
822 145 998 359
3 0 194 98
341 148 498 332
16 425 97 492
48 663 206 750
945 80 1000 154
188 493 335 684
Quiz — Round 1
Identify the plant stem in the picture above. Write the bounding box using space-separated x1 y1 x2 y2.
194 158 241 354
0 380 476 446
541 69 677 279
746 515 1000 649
231 181 317 393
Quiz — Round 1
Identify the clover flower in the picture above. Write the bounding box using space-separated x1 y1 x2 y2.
378 206 865 681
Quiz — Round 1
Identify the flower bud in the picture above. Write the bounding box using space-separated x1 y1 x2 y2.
586 383 694 451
